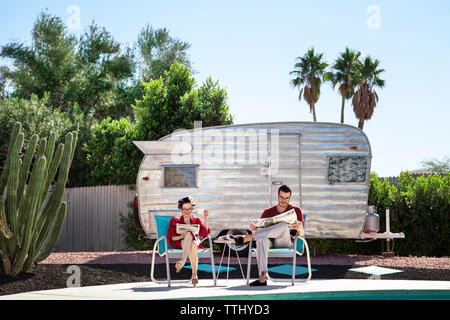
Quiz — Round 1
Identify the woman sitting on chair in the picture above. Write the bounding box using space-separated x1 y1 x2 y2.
167 196 210 287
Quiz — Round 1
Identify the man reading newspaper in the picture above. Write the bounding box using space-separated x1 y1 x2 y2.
251 208 299 229
231 184 304 286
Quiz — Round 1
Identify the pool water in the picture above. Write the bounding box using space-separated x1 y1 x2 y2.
193 290 450 300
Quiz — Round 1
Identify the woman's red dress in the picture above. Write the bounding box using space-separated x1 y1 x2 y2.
166 215 210 249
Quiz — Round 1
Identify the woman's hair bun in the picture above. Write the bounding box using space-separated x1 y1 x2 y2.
177 196 195 209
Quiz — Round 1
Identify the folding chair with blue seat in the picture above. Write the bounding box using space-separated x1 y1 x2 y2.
246 214 311 285
150 215 217 287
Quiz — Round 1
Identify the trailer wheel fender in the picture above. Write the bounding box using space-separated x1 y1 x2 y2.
133 195 143 231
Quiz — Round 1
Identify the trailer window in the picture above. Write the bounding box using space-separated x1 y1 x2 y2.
328 157 368 183
163 165 197 188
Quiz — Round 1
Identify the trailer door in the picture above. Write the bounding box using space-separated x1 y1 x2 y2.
268 132 301 206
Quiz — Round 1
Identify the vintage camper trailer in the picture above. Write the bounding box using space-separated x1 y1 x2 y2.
134 122 403 253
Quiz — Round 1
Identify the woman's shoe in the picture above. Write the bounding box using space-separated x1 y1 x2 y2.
249 279 267 286
191 276 198 287
175 261 183 273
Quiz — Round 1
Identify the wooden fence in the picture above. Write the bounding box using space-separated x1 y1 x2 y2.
55 185 136 252
377 173 445 187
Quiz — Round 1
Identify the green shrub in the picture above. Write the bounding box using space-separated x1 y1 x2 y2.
83 117 141 186
0 94 73 168
389 172 449 257
119 202 154 251
315 172 449 257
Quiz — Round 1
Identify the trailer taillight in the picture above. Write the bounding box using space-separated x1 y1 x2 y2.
135 196 139 209
142 176 149 181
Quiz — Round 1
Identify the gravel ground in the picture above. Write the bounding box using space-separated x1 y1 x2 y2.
0 251 449 297
39 251 450 269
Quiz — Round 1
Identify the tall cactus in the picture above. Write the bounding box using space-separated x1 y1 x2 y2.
0 122 77 276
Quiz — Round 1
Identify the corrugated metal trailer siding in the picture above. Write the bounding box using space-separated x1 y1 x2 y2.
298 123 370 238
137 127 272 237
137 122 371 239
55 185 135 251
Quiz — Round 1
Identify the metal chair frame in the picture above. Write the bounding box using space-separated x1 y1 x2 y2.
150 216 217 287
245 234 312 286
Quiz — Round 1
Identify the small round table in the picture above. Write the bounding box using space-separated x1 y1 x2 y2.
214 238 246 283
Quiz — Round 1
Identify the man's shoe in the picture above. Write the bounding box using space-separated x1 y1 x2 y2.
225 235 245 245
232 235 244 246
249 279 267 286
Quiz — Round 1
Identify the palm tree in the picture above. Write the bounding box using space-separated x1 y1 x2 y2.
290 48 329 121
328 47 361 123
352 56 385 130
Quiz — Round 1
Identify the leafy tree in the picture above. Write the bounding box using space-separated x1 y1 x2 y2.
83 117 140 186
0 94 72 170
184 76 233 127
134 77 169 141
66 22 135 120
352 56 385 130
1 11 77 108
63 102 92 187
290 48 329 121
1 11 135 120
165 59 196 127
1 11 230 188
0 66 9 101
134 61 194 141
328 47 361 123
419 156 450 175
83 62 234 187
134 61 233 142
137 25 192 82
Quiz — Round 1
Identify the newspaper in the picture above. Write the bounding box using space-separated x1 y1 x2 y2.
252 208 305 237
176 224 200 235
251 208 297 228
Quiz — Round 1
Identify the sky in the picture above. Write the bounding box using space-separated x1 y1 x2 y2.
1 0 449 177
